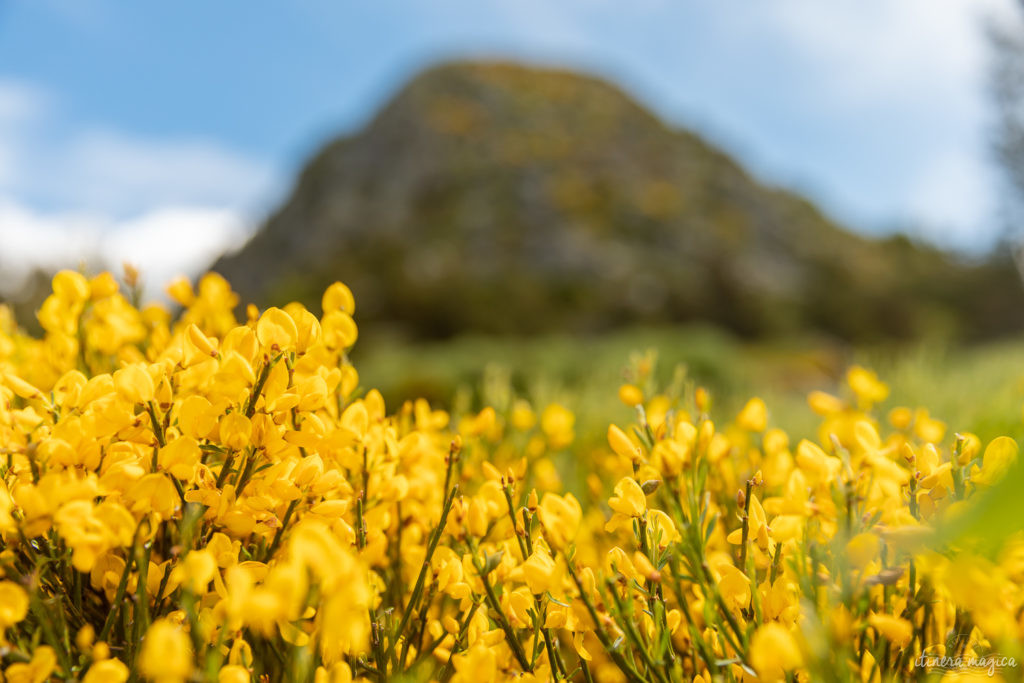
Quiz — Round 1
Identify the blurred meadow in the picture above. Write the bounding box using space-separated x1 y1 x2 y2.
355 325 1024 450
5 4 1024 417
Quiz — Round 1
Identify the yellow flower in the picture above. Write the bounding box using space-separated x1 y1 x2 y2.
289 307 322 354
52 269 90 304
847 365 889 408
510 400 536 430
256 307 298 353
867 613 912 648
128 474 180 519
217 665 250 683
726 494 773 553
82 659 130 683
913 408 946 443
319 590 371 663
505 588 534 627
76 624 96 651
736 397 767 432
322 281 355 315
522 550 561 595
3 373 42 400
618 383 644 406
219 412 253 450
89 271 120 299
321 311 358 349
186 323 219 359
971 436 1018 487
647 509 681 547
888 406 913 430
461 406 496 437
939 554 1016 640
0 581 29 629
7 268 1024 681
166 276 195 306
224 566 286 636
631 551 658 580
807 390 846 416
846 532 881 570
605 546 641 583
314 663 353 683
452 643 497 683
171 549 218 594
113 363 155 404
749 623 803 681
541 403 575 448
715 563 751 612
177 394 218 439
536 492 582 549
54 500 135 572
608 423 641 462
158 435 202 480
140 619 193 683
608 477 647 517
465 497 489 537
572 632 592 661
794 439 841 486
4 645 56 683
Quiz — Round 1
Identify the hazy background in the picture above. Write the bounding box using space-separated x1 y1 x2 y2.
0 0 1018 289
6 0 1024 440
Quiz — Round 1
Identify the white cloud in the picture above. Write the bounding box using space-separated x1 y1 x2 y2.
0 111 278 218
49 130 277 216
906 148 1000 247
0 80 50 187
0 198 247 297
0 76 276 210
490 0 593 50
103 206 249 287
0 198 103 267
0 80 48 124
674 0 1014 248
755 0 994 108
0 79 273 299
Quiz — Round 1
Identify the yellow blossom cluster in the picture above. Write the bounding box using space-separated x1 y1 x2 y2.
0 270 1022 682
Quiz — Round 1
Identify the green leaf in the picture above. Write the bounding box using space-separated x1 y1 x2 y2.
936 438 1024 557
481 549 505 576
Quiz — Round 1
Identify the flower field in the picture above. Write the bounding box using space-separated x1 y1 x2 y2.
1 270 1022 682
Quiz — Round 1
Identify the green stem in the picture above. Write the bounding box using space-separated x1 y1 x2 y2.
130 534 152 670
608 580 671 683
264 499 300 561
147 401 166 448
214 447 236 489
99 523 145 643
387 477 459 670
736 480 753 571
475 555 531 672
245 354 280 418
30 595 73 675
566 561 647 683
503 484 529 561
436 601 482 682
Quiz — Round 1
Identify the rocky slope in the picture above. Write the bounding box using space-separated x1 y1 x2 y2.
214 61 1024 341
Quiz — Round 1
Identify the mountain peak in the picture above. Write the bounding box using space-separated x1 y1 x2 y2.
214 61 1024 341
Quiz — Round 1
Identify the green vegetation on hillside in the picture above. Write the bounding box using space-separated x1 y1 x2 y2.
354 325 1024 448
216 61 1024 343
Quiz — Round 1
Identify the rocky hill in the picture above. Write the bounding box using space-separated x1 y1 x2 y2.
214 61 1024 341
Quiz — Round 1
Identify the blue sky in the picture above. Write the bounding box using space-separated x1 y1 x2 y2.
0 0 1014 291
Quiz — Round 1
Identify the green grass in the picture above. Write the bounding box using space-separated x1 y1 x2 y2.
354 325 1024 447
